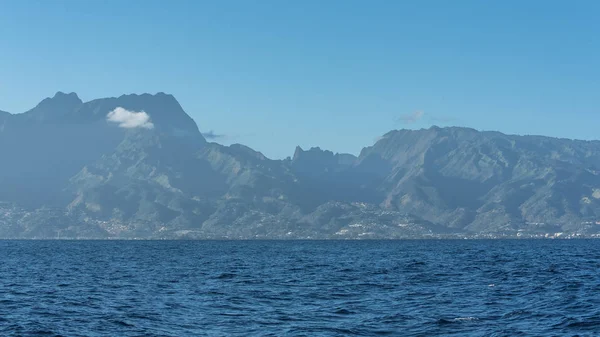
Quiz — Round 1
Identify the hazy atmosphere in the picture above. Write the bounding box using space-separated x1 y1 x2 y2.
2 0 600 158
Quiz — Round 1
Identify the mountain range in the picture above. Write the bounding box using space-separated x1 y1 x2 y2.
2 92 600 239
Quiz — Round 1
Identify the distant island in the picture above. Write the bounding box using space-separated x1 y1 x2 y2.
2 92 600 239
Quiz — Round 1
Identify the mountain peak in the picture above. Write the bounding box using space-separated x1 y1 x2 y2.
291 145 357 175
35 91 82 107
293 146 304 160
43 91 83 108
117 92 152 97
44 91 83 105
53 91 81 101
106 92 204 142
116 92 176 102
22 91 83 122
113 92 185 115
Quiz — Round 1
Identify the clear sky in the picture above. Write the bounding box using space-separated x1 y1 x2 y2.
1 0 600 159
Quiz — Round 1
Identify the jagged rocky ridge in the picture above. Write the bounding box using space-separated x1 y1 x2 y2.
2 92 600 238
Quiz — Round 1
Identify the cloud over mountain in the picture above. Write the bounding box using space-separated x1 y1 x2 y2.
107 107 154 129
398 110 424 124
202 130 226 140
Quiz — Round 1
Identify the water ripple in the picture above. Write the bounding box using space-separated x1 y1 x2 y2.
1 240 600 335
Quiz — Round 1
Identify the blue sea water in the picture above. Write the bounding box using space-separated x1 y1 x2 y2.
1 240 600 336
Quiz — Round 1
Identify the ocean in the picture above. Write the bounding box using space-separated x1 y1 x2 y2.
1 240 599 336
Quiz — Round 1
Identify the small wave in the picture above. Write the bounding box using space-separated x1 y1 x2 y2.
337 268 355 273
218 312 247 317
112 320 135 327
555 317 600 330
407 261 426 267
334 308 354 315
503 310 530 318
437 317 478 324
216 273 236 279
566 320 600 329
25 330 59 336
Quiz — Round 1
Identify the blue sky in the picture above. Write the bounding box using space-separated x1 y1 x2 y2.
1 0 600 159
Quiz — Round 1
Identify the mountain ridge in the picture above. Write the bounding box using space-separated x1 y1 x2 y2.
2 92 600 239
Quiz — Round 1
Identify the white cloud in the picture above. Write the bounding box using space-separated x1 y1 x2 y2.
107 107 154 129
398 110 424 124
